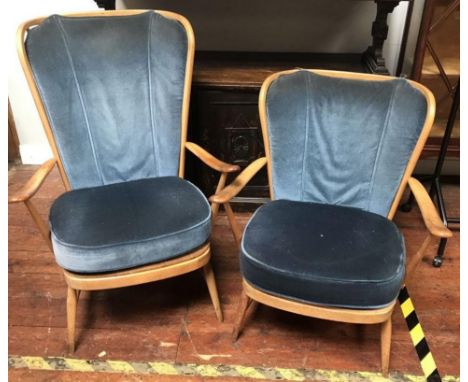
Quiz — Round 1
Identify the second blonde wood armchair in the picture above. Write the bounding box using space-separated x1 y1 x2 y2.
210 69 451 375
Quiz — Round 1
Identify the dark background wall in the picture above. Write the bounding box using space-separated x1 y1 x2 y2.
116 0 377 53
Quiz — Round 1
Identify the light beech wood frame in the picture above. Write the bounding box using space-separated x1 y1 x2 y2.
13 10 240 353
213 70 451 376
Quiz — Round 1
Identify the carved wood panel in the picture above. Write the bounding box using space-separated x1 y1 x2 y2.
186 88 269 201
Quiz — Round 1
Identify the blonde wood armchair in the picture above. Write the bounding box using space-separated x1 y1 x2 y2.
12 9 240 353
210 69 451 376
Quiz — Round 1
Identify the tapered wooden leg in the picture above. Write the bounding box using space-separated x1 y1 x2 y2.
223 202 242 247
232 289 258 342
203 262 223 322
211 172 227 221
380 317 392 376
67 286 78 353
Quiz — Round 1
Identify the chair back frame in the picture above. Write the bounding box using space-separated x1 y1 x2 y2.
17 10 195 191
258 69 436 220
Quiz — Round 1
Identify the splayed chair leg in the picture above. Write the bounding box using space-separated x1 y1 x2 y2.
203 261 223 322
67 286 78 353
380 317 392 376
232 289 258 342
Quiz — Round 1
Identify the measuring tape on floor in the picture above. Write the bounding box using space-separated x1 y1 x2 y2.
399 286 442 382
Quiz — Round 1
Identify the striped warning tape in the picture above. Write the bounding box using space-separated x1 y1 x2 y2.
8 355 459 381
398 286 443 382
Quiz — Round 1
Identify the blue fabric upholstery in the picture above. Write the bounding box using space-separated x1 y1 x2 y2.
25 13 206 274
241 200 405 309
50 177 211 273
26 12 188 189
239 71 428 309
265 71 427 217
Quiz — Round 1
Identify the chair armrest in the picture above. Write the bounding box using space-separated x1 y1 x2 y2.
8 158 56 251
407 177 452 238
185 142 240 173
9 159 57 203
209 157 267 204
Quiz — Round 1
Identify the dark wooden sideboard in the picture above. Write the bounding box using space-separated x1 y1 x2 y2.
97 0 406 76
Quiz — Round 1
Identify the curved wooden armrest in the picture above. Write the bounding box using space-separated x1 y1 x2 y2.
8 158 56 251
185 142 240 173
8 159 56 203
209 157 267 204
407 177 452 238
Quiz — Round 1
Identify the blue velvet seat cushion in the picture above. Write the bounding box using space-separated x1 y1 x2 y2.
49 177 211 273
240 200 405 309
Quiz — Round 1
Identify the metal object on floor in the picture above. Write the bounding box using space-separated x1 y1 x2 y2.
429 81 460 267
400 80 459 267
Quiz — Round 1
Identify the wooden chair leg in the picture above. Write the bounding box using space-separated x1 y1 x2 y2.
232 289 258 342
380 317 392 376
202 262 223 322
223 202 242 247
67 286 78 353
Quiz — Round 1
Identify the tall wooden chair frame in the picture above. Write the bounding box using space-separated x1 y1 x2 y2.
209 69 452 375
10 10 242 353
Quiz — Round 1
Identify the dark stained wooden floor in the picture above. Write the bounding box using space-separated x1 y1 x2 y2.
8 165 460 381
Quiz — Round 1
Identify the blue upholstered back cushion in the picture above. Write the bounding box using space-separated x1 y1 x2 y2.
26 12 188 189
266 71 427 216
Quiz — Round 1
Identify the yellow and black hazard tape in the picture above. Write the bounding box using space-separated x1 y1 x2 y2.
398 286 443 382
8 355 459 382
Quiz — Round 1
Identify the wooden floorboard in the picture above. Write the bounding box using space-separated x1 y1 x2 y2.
8 166 460 380
8 369 277 382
